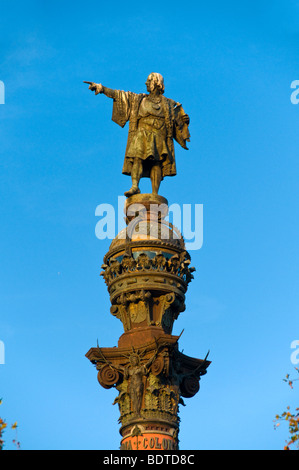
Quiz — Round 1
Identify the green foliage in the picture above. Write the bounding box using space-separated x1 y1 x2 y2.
274 368 299 450
0 399 20 450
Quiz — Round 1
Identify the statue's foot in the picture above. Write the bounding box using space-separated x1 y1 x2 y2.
124 186 140 198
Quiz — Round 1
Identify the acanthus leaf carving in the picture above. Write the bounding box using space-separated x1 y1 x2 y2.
100 251 195 286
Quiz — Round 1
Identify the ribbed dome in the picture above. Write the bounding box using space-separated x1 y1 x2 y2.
108 219 185 252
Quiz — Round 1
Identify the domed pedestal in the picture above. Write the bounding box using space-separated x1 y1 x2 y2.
86 194 210 450
125 193 169 222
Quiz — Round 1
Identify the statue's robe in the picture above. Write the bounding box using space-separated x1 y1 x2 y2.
111 90 190 179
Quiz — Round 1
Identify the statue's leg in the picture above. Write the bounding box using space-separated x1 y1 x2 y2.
124 158 142 197
150 163 162 195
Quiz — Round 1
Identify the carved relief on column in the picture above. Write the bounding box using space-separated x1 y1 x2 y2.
110 290 152 331
86 337 210 440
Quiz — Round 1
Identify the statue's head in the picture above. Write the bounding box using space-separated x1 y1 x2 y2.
129 353 140 366
145 73 165 94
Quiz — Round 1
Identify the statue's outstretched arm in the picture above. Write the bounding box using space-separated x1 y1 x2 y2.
83 81 116 99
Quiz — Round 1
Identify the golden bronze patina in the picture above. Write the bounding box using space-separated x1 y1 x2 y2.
85 74 210 450
84 73 190 197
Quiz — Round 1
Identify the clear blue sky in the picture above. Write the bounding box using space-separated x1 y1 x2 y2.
0 0 299 450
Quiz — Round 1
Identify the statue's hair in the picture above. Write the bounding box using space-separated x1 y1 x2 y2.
147 72 165 94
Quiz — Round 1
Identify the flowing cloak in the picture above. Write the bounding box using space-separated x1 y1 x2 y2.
111 90 190 179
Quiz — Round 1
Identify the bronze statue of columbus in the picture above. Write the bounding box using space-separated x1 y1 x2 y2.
84 73 190 197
